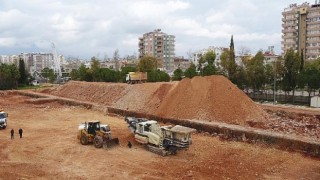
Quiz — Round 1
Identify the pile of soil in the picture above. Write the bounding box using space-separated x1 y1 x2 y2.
156 76 268 125
46 76 268 126
49 81 127 106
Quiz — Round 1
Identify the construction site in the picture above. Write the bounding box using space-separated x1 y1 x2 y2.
0 75 320 179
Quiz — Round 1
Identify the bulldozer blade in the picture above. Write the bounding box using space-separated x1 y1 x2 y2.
103 138 119 148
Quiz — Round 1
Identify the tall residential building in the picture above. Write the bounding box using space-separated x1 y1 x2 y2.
282 2 320 60
139 29 175 71
19 53 54 74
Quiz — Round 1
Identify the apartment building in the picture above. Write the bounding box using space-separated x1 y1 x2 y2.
282 2 320 60
19 53 54 74
191 46 227 67
139 29 175 71
0 55 19 65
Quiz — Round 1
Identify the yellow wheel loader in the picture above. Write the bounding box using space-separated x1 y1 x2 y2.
77 121 119 148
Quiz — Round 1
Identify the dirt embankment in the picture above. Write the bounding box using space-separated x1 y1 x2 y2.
46 76 268 126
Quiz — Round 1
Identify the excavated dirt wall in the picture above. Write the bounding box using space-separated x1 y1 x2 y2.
47 76 268 126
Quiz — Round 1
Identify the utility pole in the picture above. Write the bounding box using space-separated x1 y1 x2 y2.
273 50 276 105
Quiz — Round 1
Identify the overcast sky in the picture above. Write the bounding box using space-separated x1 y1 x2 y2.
0 0 311 59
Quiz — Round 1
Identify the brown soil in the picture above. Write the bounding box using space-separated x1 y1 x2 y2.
1 94 320 179
155 76 268 125
47 76 268 126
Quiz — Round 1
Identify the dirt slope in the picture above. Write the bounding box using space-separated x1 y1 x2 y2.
46 76 268 126
156 76 268 125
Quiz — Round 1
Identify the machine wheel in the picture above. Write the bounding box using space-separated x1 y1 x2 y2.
168 146 177 155
94 136 103 148
80 134 88 145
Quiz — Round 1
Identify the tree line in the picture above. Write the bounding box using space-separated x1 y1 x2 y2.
173 39 320 101
0 59 29 90
69 56 170 83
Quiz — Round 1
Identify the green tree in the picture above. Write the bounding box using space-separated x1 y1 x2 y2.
147 70 170 82
0 63 20 90
234 65 248 90
18 58 28 85
298 61 320 97
220 38 237 82
138 56 157 72
184 63 197 78
41 68 56 83
205 50 216 66
70 69 79 80
246 51 266 91
228 35 237 82
90 57 101 81
78 64 88 81
202 65 216 76
282 48 301 100
172 68 183 81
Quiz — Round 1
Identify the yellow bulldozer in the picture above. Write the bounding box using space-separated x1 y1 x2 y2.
77 121 119 148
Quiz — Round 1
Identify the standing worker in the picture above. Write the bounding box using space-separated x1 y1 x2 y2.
19 128 23 138
10 129 14 140
127 141 132 148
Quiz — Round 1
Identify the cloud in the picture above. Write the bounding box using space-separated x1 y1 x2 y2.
0 0 311 58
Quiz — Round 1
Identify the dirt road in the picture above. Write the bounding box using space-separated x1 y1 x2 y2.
0 94 320 179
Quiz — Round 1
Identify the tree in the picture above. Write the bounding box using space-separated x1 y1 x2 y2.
147 70 170 82
298 61 320 97
220 37 237 82
202 65 216 76
228 35 237 82
233 65 247 90
78 64 92 81
173 68 183 81
0 63 20 90
138 56 157 72
90 57 101 82
70 69 79 80
184 63 197 78
246 51 266 91
18 58 28 85
282 48 301 101
41 68 56 83
205 50 216 66
197 54 205 75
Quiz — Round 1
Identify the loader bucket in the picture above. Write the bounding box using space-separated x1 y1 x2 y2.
103 138 119 148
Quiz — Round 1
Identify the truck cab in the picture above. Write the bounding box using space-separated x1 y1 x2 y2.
0 111 8 129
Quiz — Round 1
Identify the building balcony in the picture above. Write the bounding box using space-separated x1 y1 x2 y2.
306 46 320 50
306 33 320 37
282 29 296 33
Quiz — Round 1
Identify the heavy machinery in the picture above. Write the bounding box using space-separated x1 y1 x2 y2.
125 117 195 156
0 109 8 129
77 121 119 148
126 72 147 84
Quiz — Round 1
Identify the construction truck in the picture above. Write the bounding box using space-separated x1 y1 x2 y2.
125 117 195 156
0 109 8 129
77 121 119 148
126 72 147 84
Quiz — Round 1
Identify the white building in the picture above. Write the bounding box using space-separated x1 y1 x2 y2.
191 46 227 67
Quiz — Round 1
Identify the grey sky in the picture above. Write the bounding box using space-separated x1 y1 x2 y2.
0 0 310 59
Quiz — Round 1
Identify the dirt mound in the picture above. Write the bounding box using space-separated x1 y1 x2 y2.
156 76 268 125
47 76 268 126
48 81 127 106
